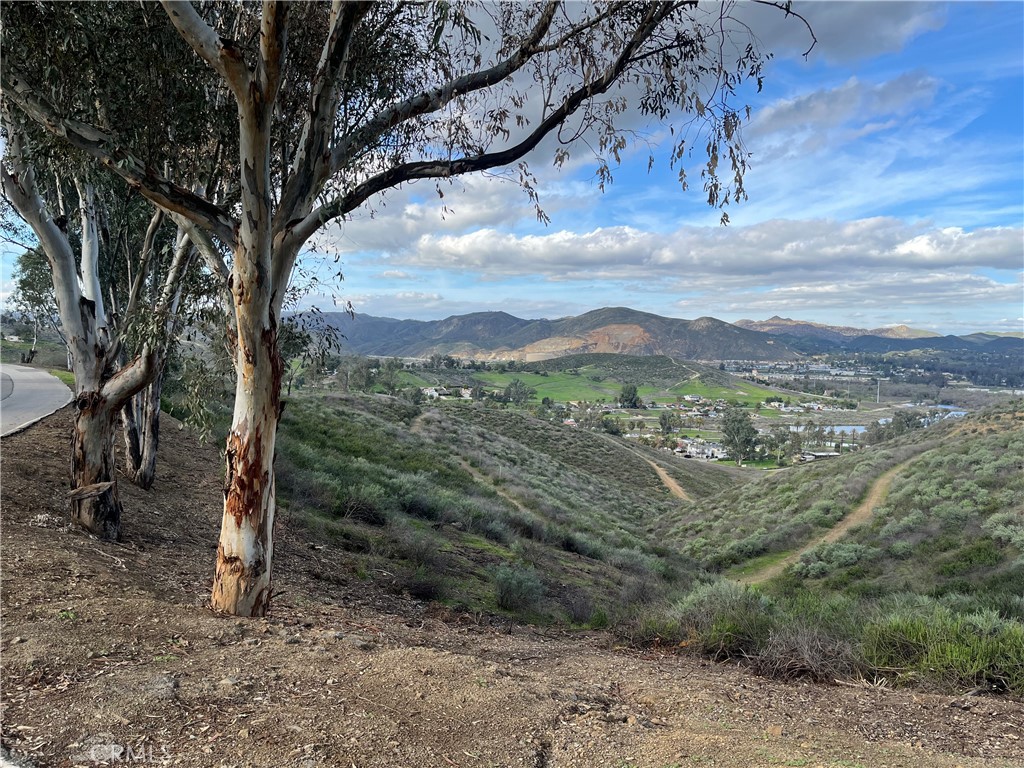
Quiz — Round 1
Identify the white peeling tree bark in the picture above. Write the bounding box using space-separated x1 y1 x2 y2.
169 0 289 615
2 124 163 538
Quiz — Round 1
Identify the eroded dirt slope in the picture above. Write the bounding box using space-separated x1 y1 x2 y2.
1 409 1021 768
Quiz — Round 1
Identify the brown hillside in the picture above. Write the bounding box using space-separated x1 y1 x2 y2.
2 409 1022 767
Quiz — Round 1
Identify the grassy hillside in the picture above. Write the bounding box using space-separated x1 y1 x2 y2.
273 388 1024 694
789 413 1023 603
274 392 739 626
635 402 1024 694
660 427 949 570
657 404 1023 587
432 400 741 500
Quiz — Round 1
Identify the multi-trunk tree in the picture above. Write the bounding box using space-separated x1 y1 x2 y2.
0 131 200 536
3 0 808 616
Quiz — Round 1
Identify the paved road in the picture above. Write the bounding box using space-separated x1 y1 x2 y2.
0 364 73 437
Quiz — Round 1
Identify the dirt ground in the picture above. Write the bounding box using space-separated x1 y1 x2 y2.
1 408 1022 768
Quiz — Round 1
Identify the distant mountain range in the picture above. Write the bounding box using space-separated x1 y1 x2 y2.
320 307 1023 362
734 316 940 342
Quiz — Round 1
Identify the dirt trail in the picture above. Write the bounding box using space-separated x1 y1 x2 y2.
411 409 539 516
642 456 691 501
739 456 917 585
594 431 694 502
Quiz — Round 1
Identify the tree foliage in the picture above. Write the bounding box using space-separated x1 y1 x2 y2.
620 384 642 409
721 405 757 465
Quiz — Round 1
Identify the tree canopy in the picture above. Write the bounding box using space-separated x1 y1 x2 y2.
721 405 758 466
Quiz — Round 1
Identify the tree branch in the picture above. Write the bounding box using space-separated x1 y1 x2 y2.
751 0 817 58
328 1 561 178
169 212 234 319
274 1 372 234
124 208 166 326
0 122 87 347
3 70 239 247
285 3 671 252
257 1 290 106
160 0 252 99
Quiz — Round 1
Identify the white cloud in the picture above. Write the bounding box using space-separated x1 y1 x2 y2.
741 2 946 64
750 73 939 140
389 218 1022 280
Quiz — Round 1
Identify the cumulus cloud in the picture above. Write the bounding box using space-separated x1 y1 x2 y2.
390 218 1022 280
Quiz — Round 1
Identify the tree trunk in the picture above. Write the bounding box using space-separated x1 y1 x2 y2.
122 373 163 490
70 391 122 540
210 314 283 617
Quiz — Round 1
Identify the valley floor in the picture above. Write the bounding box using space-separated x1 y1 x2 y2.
2 409 1022 768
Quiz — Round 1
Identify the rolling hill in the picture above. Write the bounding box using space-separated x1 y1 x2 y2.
320 307 1021 363
325 307 801 361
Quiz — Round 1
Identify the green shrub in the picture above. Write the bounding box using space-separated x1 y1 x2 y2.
561 531 606 560
388 522 440 568
587 608 610 630
340 482 390 525
401 566 445 602
618 577 660 611
668 580 775 659
863 600 1024 693
888 541 913 559
493 565 545 612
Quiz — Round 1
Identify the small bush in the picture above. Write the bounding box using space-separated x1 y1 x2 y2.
562 590 596 624
494 565 545 612
340 483 390 526
618 577 660 612
753 624 863 683
509 538 545 567
561 531 606 561
668 580 775 659
388 522 440 568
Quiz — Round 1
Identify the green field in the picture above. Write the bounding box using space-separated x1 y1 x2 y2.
473 371 618 401
468 367 781 406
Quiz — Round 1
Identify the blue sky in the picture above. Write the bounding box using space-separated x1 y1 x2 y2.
310 1 1023 335
1 2 1021 337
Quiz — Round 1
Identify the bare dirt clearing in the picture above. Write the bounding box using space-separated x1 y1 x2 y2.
2 409 1021 767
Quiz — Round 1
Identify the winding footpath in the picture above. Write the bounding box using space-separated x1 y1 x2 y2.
738 456 919 585
594 430 694 502
642 455 692 501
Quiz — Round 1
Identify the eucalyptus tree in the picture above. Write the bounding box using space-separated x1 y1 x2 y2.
1 2 235 535
3 0 810 616
0 130 199 537
9 248 61 365
721 405 758 466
